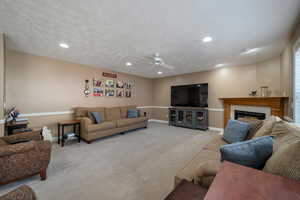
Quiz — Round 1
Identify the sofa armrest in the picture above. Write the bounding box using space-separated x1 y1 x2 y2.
35 140 52 168
2 130 42 144
79 117 92 130
0 185 36 200
193 160 221 188
0 141 36 157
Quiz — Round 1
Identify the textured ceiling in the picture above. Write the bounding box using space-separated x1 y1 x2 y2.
1 0 300 78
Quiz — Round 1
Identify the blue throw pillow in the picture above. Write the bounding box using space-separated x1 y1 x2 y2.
127 109 138 118
223 119 251 143
220 136 273 169
90 112 102 124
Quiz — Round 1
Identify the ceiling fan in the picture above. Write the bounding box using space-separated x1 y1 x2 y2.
147 53 175 71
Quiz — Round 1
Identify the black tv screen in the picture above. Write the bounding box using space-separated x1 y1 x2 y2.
171 83 208 107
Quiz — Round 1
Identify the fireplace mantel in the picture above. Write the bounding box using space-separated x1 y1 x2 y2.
219 97 288 127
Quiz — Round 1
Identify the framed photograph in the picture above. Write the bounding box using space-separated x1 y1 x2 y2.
105 79 115 88
93 88 104 96
124 82 132 89
93 79 103 87
105 89 115 97
116 80 124 88
116 90 124 97
125 90 131 98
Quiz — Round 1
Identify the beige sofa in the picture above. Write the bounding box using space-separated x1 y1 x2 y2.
175 116 300 188
74 105 148 143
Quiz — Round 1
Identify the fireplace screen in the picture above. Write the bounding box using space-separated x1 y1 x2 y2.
234 110 266 120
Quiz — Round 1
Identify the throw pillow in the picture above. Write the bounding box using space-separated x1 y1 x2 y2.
90 112 102 124
220 136 273 169
223 119 251 143
263 140 300 181
127 109 138 118
238 118 263 139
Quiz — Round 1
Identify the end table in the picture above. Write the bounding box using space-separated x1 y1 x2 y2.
57 120 81 147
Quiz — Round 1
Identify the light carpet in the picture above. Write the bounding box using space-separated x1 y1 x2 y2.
0 122 218 200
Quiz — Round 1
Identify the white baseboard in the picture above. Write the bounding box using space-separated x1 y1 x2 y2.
149 119 223 132
149 119 169 123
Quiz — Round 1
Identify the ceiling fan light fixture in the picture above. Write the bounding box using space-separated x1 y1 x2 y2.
202 36 213 43
241 47 261 55
215 63 227 68
125 62 132 66
59 43 69 48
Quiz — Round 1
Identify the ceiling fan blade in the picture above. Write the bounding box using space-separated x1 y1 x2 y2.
161 63 175 70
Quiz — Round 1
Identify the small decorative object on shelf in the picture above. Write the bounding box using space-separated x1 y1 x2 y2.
260 86 269 97
249 90 257 96
84 79 91 97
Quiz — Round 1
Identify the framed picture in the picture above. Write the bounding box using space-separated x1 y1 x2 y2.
93 88 104 96
105 89 115 97
116 80 124 88
116 90 124 97
93 79 103 87
105 79 115 88
124 82 131 89
125 90 131 98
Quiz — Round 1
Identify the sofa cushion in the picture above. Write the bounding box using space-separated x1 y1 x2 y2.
88 107 106 121
238 118 263 139
117 117 147 128
105 107 121 121
220 136 273 169
87 121 116 132
175 150 220 186
203 135 228 152
223 120 250 143
120 105 136 118
263 138 300 181
253 116 279 138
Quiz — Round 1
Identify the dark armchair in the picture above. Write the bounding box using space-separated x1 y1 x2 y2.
0 130 52 185
0 185 36 200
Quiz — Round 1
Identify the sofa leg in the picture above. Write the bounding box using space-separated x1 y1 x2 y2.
120 132 125 135
40 169 47 181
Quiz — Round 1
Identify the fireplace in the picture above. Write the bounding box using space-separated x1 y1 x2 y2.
234 110 266 120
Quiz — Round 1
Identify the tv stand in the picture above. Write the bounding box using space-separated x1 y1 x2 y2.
169 107 208 130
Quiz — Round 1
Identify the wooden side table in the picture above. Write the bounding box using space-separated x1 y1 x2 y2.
204 161 300 200
57 120 81 147
164 180 208 200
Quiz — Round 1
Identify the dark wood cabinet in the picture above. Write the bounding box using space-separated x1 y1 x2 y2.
169 108 208 130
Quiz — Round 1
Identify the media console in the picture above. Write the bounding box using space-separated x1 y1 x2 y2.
169 107 208 130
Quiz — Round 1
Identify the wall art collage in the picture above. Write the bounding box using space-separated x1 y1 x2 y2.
92 78 132 98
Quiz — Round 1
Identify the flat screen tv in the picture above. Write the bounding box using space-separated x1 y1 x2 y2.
171 83 208 107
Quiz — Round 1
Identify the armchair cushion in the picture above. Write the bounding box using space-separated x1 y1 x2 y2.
2 131 42 144
0 139 7 147
0 141 36 157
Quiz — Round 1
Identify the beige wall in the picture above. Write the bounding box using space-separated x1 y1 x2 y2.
0 34 5 136
152 57 282 128
4 48 291 131
6 50 153 135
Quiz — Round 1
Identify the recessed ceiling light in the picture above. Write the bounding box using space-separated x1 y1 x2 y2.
126 62 132 66
59 43 69 48
158 71 163 75
202 36 213 43
241 48 261 55
215 63 227 68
